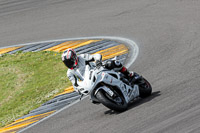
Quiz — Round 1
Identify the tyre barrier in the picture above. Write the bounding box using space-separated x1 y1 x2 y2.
0 37 138 133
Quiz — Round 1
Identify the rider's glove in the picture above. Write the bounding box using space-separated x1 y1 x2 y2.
96 60 102 68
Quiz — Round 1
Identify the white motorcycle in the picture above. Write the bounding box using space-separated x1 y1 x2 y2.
76 60 152 112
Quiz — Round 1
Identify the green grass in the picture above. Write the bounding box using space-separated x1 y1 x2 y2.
0 51 71 127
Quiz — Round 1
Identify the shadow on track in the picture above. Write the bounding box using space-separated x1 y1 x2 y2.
104 91 161 115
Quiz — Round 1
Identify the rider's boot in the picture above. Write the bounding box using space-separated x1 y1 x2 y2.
120 67 142 85
120 66 134 81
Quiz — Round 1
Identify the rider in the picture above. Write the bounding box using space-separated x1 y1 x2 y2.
61 48 134 91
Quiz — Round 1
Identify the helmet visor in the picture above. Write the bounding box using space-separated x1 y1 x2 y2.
64 57 75 69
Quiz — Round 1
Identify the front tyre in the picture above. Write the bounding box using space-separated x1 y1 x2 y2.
96 90 128 112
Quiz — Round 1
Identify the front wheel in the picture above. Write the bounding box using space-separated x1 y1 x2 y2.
96 89 128 112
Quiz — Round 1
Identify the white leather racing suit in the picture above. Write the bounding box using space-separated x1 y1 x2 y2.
67 54 102 90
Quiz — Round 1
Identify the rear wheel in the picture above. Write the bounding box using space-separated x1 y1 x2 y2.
96 89 128 112
137 78 152 98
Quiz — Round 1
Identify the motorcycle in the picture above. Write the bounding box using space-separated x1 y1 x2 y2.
76 59 152 112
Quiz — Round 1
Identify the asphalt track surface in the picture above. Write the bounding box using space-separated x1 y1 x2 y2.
1 0 200 133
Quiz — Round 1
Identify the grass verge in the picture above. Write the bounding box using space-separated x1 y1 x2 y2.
0 51 71 127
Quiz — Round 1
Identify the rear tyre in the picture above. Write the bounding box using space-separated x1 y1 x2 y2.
96 89 128 112
138 78 152 98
